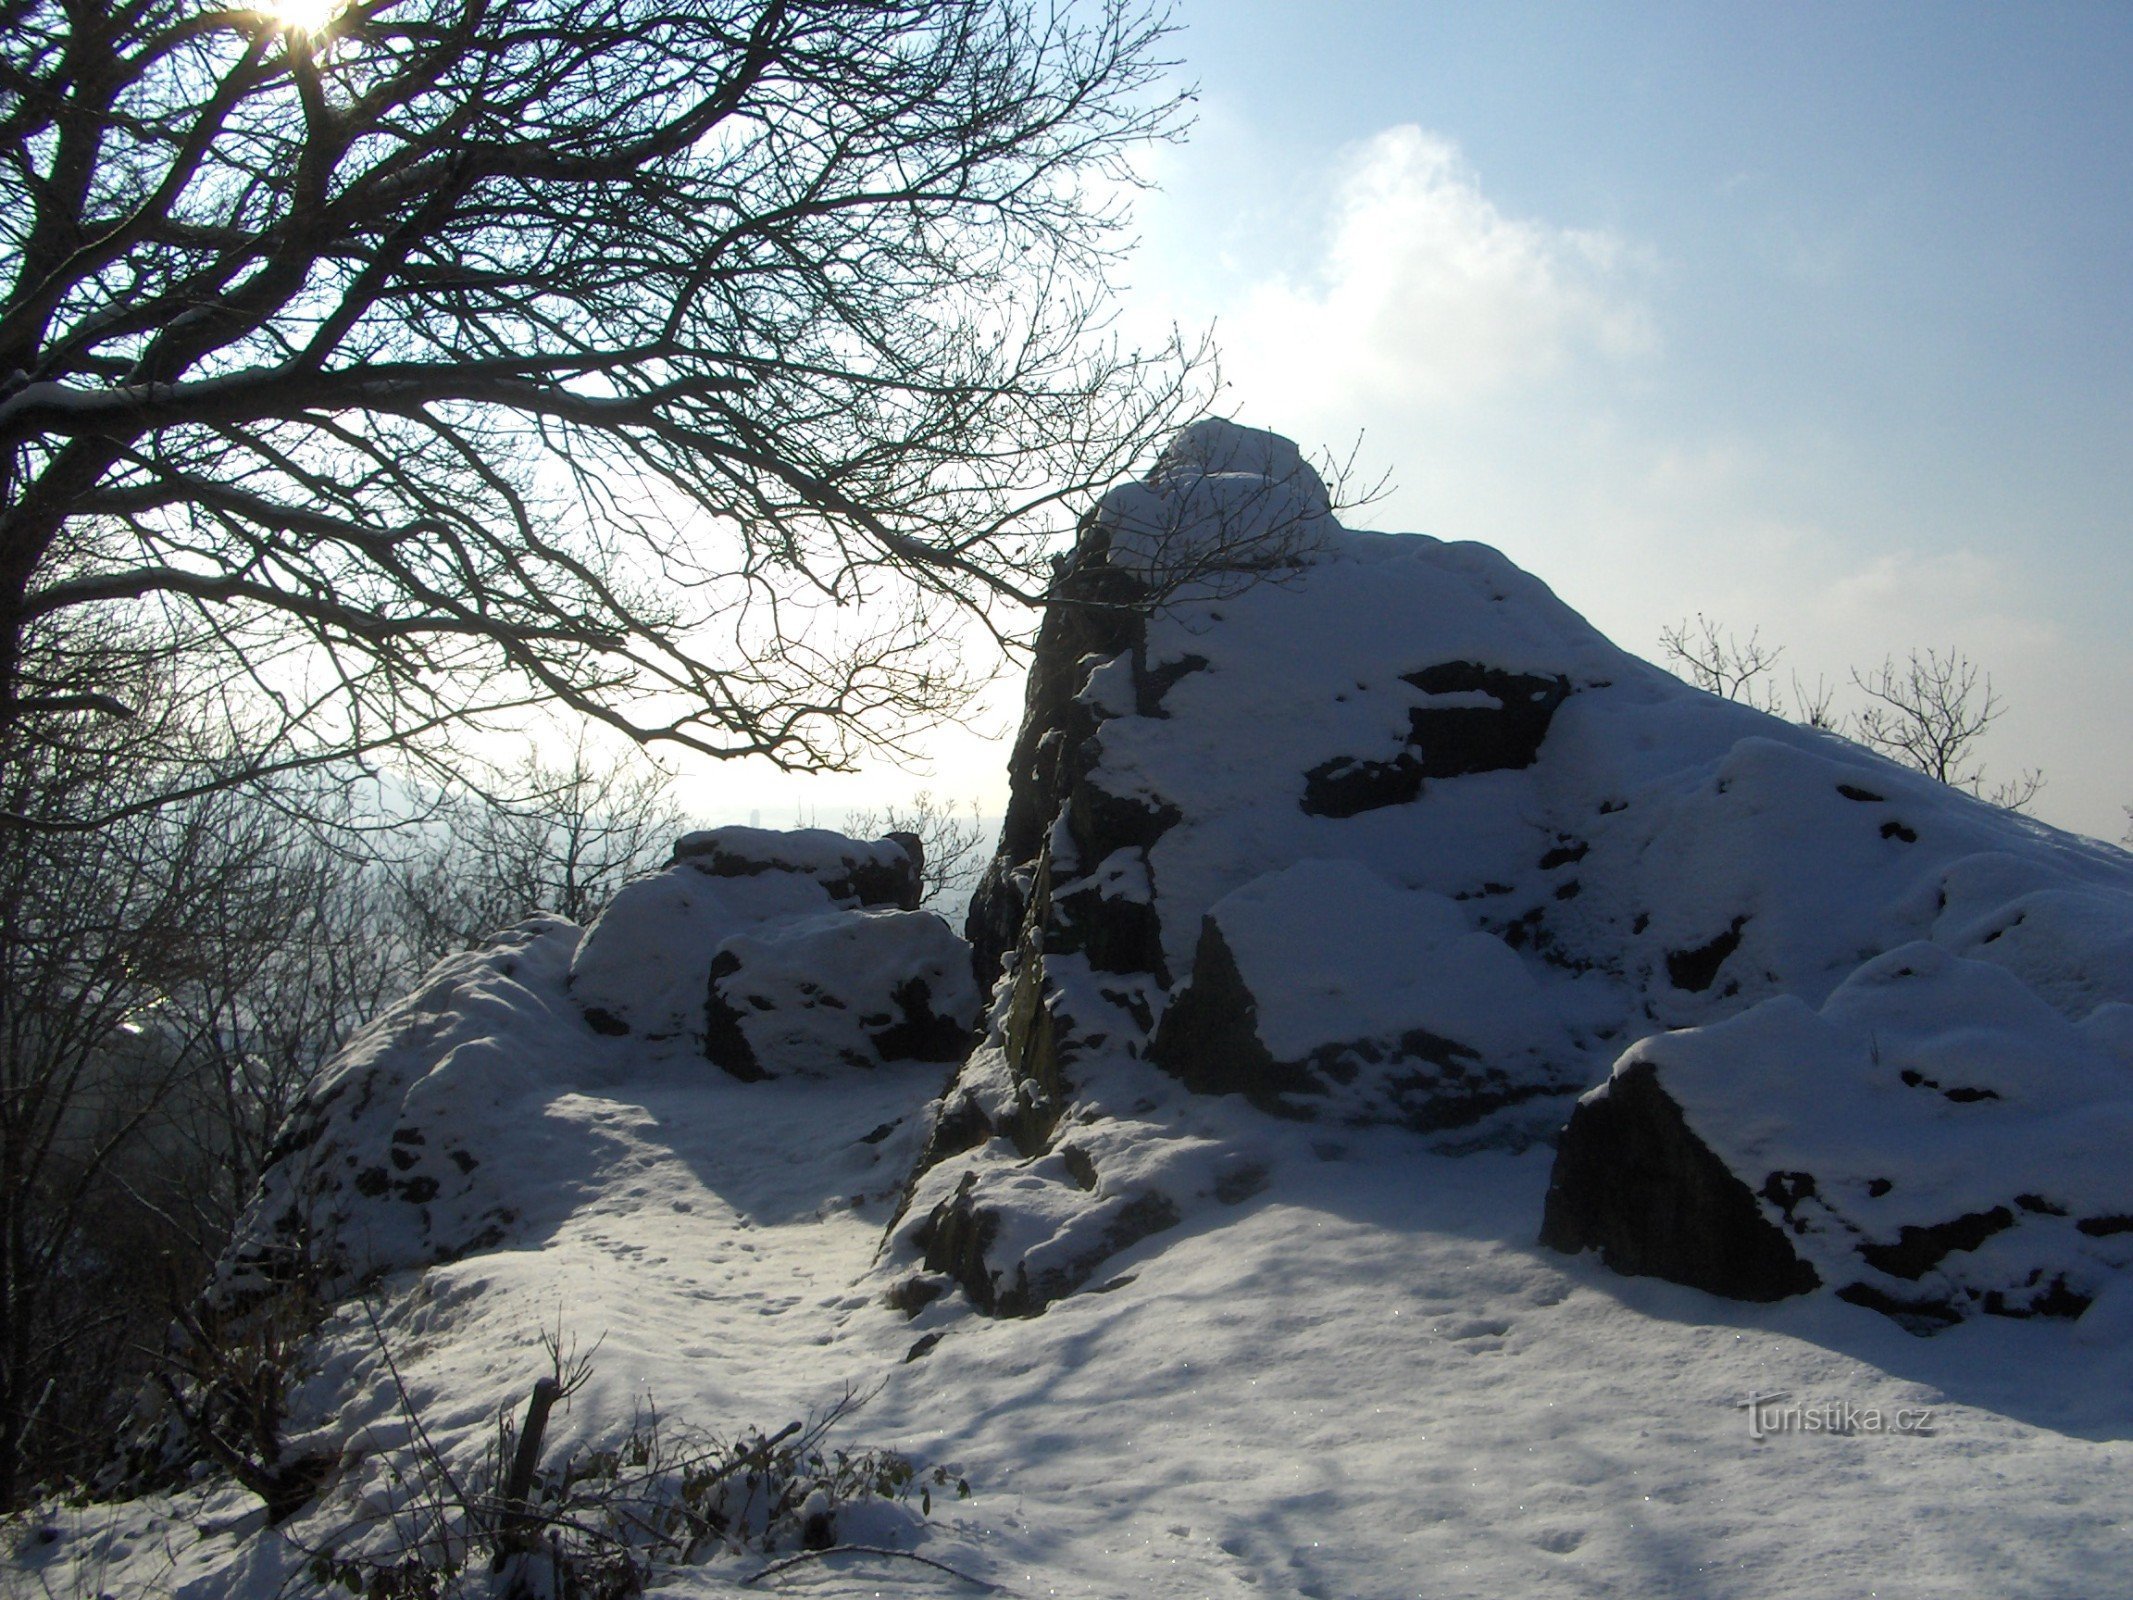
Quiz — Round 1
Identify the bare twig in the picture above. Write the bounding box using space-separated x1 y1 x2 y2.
743 1543 1010 1591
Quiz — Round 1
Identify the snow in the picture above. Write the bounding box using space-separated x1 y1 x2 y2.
1208 858 1569 1066
570 866 833 1040
24 421 2133 1600
671 825 913 883
36 1066 2133 1598
708 907 979 1075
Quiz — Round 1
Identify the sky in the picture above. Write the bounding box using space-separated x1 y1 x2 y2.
683 0 2133 847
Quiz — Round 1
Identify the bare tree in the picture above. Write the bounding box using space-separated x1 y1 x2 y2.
0 703 324 1505
847 789 988 911
1851 648 2044 812
0 0 1205 828
389 736 687 961
1657 614 1789 713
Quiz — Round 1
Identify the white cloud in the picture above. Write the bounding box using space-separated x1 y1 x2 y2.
1220 126 1653 413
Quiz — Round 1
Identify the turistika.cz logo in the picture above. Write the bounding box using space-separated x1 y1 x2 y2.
1739 1392 1936 1440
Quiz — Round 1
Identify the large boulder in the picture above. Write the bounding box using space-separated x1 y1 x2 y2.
705 909 981 1080
1150 859 1579 1129
1543 941 2133 1329
570 827 920 1039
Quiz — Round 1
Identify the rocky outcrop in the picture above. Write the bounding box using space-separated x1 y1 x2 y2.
886 420 1617 1318
886 417 2133 1335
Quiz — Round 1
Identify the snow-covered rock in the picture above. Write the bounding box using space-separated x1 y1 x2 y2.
569 827 921 1039
705 908 980 1079
671 823 923 908
891 416 2133 1330
1543 939 2133 1328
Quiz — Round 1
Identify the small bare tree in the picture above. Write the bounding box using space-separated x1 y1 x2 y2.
1658 614 1789 713
1851 648 2044 812
847 790 988 911
389 737 687 962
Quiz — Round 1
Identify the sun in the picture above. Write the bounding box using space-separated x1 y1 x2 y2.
263 0 345 37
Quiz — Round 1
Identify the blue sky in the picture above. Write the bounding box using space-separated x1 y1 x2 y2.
1108 0 2133 840
696 1 2132 843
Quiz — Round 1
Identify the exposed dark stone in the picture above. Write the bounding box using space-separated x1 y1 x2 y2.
672 830 922 910
702 950 767 1082
1298 663 1574 818
582 1006 630 1037
1539 841 1589 870
1665 916 1747 993
1983 1276 2093 1319
918 1094 993 1170
981 852 1081 1156
1760 1170 1819 1234
1898 1069 2000 1103
1068 777 1181 858
1053 883 1167 979
868 977 972 1063
1149 916 1317 1108
1880 820 1919 843
967 526 1151 987
1856 1206 2016 1280
1837 784 1885 803
1301 752 1425 817
1138 653 1210 716
916 1173 1001 1314
1400 661 1573 777
1060 1145 1100 1191
2076 1214 2133 1237
1212 1160 1271 1205
858 1121 899 1146
885 1275 948 1318
1835 1281 1961 1332
1539 1060 1820 1302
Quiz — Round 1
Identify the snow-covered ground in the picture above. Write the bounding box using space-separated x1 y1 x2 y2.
14 1013 2131 1598
13 423 2132 1600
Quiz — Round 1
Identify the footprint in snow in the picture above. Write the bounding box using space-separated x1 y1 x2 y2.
1441 1316 1513 1346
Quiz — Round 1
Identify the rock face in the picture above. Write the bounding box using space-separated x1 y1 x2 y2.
1539 1061 1822 1303
884 417 2133 1333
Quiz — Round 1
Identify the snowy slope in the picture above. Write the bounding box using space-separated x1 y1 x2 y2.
17 422 2133 1599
